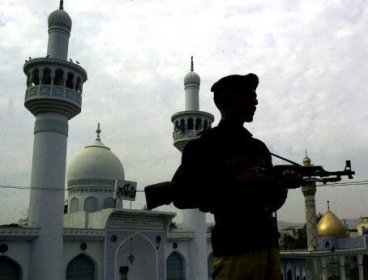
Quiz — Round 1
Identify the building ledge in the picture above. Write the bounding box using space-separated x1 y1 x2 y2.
63 228 106 240
0 227 40 240
167 231 195 241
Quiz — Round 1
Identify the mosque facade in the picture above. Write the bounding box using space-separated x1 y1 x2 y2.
1 2 368 280
0 2 214 279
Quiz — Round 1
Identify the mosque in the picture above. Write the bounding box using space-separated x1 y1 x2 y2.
1 2 368 280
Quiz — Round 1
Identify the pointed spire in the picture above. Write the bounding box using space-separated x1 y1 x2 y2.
96 123 101 141
190 56 194 72
60 0 64 10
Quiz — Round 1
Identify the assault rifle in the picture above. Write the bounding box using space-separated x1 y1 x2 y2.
144 157 356 210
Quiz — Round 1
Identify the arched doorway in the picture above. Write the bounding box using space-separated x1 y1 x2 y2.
167 252 185 280
66 254 95 280
0 256 21 280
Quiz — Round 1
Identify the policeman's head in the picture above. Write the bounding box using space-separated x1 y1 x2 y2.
211 73 259 123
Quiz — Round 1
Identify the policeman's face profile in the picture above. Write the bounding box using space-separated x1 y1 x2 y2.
220 88 258 123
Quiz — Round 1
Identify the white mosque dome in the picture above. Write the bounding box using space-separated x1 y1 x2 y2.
184 71 200 85
184 56 200 85
67 128 124 183
48 5 72 31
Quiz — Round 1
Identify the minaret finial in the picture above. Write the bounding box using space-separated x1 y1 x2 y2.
327 200 330 211
305 150 308 157
96 123 101 141
60 0 64 10
191 56 194 72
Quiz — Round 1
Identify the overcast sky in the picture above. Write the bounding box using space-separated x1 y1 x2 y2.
1 0 368 225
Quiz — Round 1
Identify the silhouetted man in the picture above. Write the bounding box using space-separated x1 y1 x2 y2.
172 73 296 280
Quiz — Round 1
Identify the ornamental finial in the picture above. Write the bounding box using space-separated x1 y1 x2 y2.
190 56 194 72
96 123 101 141
327 200 330 211
60 0 64 10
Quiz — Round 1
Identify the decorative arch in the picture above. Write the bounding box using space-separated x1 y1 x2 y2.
285 262 294 280
66 254 95 280
287 269 293 280
84 196 98 212
295 265 301 280
70 197 79 213
0 256 22 280
115 232 158 279
167 251 185 280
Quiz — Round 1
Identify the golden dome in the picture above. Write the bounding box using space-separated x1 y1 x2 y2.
303 155 311 166
317 210 347 237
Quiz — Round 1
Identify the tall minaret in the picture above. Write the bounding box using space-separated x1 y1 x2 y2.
23 2 87 279
171 57 214 280
301 154 318 251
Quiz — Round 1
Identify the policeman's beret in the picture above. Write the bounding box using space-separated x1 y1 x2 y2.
210 73 259 93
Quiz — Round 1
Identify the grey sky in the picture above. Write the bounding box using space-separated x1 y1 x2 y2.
1 0 368 225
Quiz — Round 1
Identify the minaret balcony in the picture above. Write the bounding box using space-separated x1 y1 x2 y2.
25 85 82 119
173 130 201 141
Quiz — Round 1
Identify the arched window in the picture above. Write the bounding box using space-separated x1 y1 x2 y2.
26 72 31 87
187 118 194 130
0 256 21 280
66 254 95 280
287 269 293 280
42 68 51 85
195 118 202 130
54 69 64 86
66 72 74 89
207 253 214 280
75 77 82 94
179 119 185 132
167 252 184 280
32 68 39 86
103 197 114 209
84 197 98 213
70 197 79 213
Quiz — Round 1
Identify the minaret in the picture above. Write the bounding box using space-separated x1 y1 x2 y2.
171 57 214 280
301 153 318 251
171 57 214 150
23 2 87 279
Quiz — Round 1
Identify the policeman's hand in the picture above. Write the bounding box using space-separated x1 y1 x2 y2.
281 169 304 189
235 166 275 185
